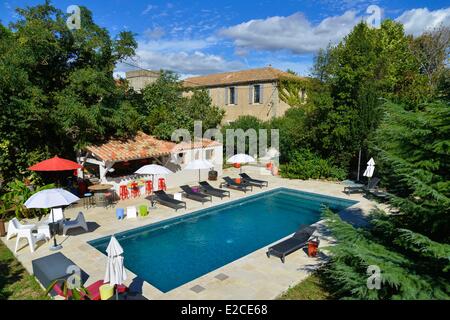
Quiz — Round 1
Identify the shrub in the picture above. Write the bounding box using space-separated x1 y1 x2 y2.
280 149 347 181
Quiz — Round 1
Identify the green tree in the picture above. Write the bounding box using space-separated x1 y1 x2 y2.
322 100 450 299
140 71 224 140
0 1 140 184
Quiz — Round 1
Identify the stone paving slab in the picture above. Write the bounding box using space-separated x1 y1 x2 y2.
0 166 378 300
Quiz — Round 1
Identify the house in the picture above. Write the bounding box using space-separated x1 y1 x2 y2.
77 132 223 195
184 67 306 124
125 70 160 91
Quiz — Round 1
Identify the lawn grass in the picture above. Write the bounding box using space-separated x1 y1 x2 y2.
278 272 332 300
0 241 48 300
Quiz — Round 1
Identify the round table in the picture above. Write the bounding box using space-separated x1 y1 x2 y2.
88 184 114 206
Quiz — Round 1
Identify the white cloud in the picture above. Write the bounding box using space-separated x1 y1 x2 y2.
144 27 166 39
117 38 244 76
396 8 450 36
220 11 362 54
142 4 157 15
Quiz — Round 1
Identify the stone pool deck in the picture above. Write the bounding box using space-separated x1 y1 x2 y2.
1 167 378 300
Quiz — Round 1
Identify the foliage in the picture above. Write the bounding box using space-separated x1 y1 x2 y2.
0 1 139 184
306 20 429 170
409 26 450 95
0 180 55 220
322 209 450 300
278 77 308 108
370 101 450 241
280 149 347 181
322 100 450 300
46 279 90 300
141 71 224 140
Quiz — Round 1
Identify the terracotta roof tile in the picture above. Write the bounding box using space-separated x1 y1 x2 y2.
85 132 221 162
183 67 303 88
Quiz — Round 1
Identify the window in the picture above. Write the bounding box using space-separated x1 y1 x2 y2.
253 85 261 104
229 87 236 105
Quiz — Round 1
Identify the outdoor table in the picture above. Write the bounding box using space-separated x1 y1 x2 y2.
88 184 114 205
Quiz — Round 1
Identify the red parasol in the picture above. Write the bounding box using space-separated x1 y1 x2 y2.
28 156 82 172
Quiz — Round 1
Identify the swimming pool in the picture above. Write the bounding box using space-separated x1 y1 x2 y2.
89 188 357 293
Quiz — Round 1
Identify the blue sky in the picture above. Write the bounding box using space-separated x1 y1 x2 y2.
1 1 449 78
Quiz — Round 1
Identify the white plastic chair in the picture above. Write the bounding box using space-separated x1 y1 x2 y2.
6 218 36 240
14 228 48 253
126 206 137 219
62 212 89 236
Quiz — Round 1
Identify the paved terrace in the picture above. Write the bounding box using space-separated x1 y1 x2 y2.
1 167 379 300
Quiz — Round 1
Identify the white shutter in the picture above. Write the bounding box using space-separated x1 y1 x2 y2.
249 85 253 104
234 86 238 105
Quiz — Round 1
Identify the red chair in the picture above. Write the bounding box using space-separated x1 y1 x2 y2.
130 181 140 198
145 180 153 195
158 178 167 191
119 185 129 200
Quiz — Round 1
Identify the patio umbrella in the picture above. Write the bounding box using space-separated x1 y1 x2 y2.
104 236 127 300
227 154 256 173
24 188 80 251
184 159 214 182
28 156 82 171
363 158 376 184
28 156 82 187
135 165 173 206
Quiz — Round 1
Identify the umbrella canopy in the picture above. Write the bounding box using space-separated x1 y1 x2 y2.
363 158 376 178
184 159 214 171
104 236 127 287
135 164 173 176
226 154 256 164
259 148 280 161
24 188 80 209
184 160 214 182
28 156 82 172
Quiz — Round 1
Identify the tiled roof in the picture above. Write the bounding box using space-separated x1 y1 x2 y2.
172 139 222 152
183 67 303 88
85 132 221 162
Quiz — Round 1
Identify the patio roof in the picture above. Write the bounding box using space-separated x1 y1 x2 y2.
85 132 222 162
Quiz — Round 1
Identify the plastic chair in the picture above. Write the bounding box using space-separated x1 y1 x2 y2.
116 208 125 220
62 212 88 236
126 206 137 219
139 205 148 217
14 227 48 253
145 180 153 195
158 178 167 191
119 185 129 200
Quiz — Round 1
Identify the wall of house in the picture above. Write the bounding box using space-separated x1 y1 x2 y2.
125 70 159 92
186 82 293 124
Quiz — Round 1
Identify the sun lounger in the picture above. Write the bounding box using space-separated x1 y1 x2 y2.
199 181 230 199
266 225 317 263
344 178 380 195
153 190 187 211
180 185 212 204
239 173 269 188
220 177 253 193
62 212 88 236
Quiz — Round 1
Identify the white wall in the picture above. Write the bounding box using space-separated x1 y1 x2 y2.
104 145 223 196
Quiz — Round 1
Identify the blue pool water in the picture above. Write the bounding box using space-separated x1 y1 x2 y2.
89 188 357 293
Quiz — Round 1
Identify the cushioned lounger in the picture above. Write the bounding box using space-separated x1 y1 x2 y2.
199 181 231 199
180 185 212 204
266 226 317 263
153 190 187 211
239 173 269 188
220 177 253 193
